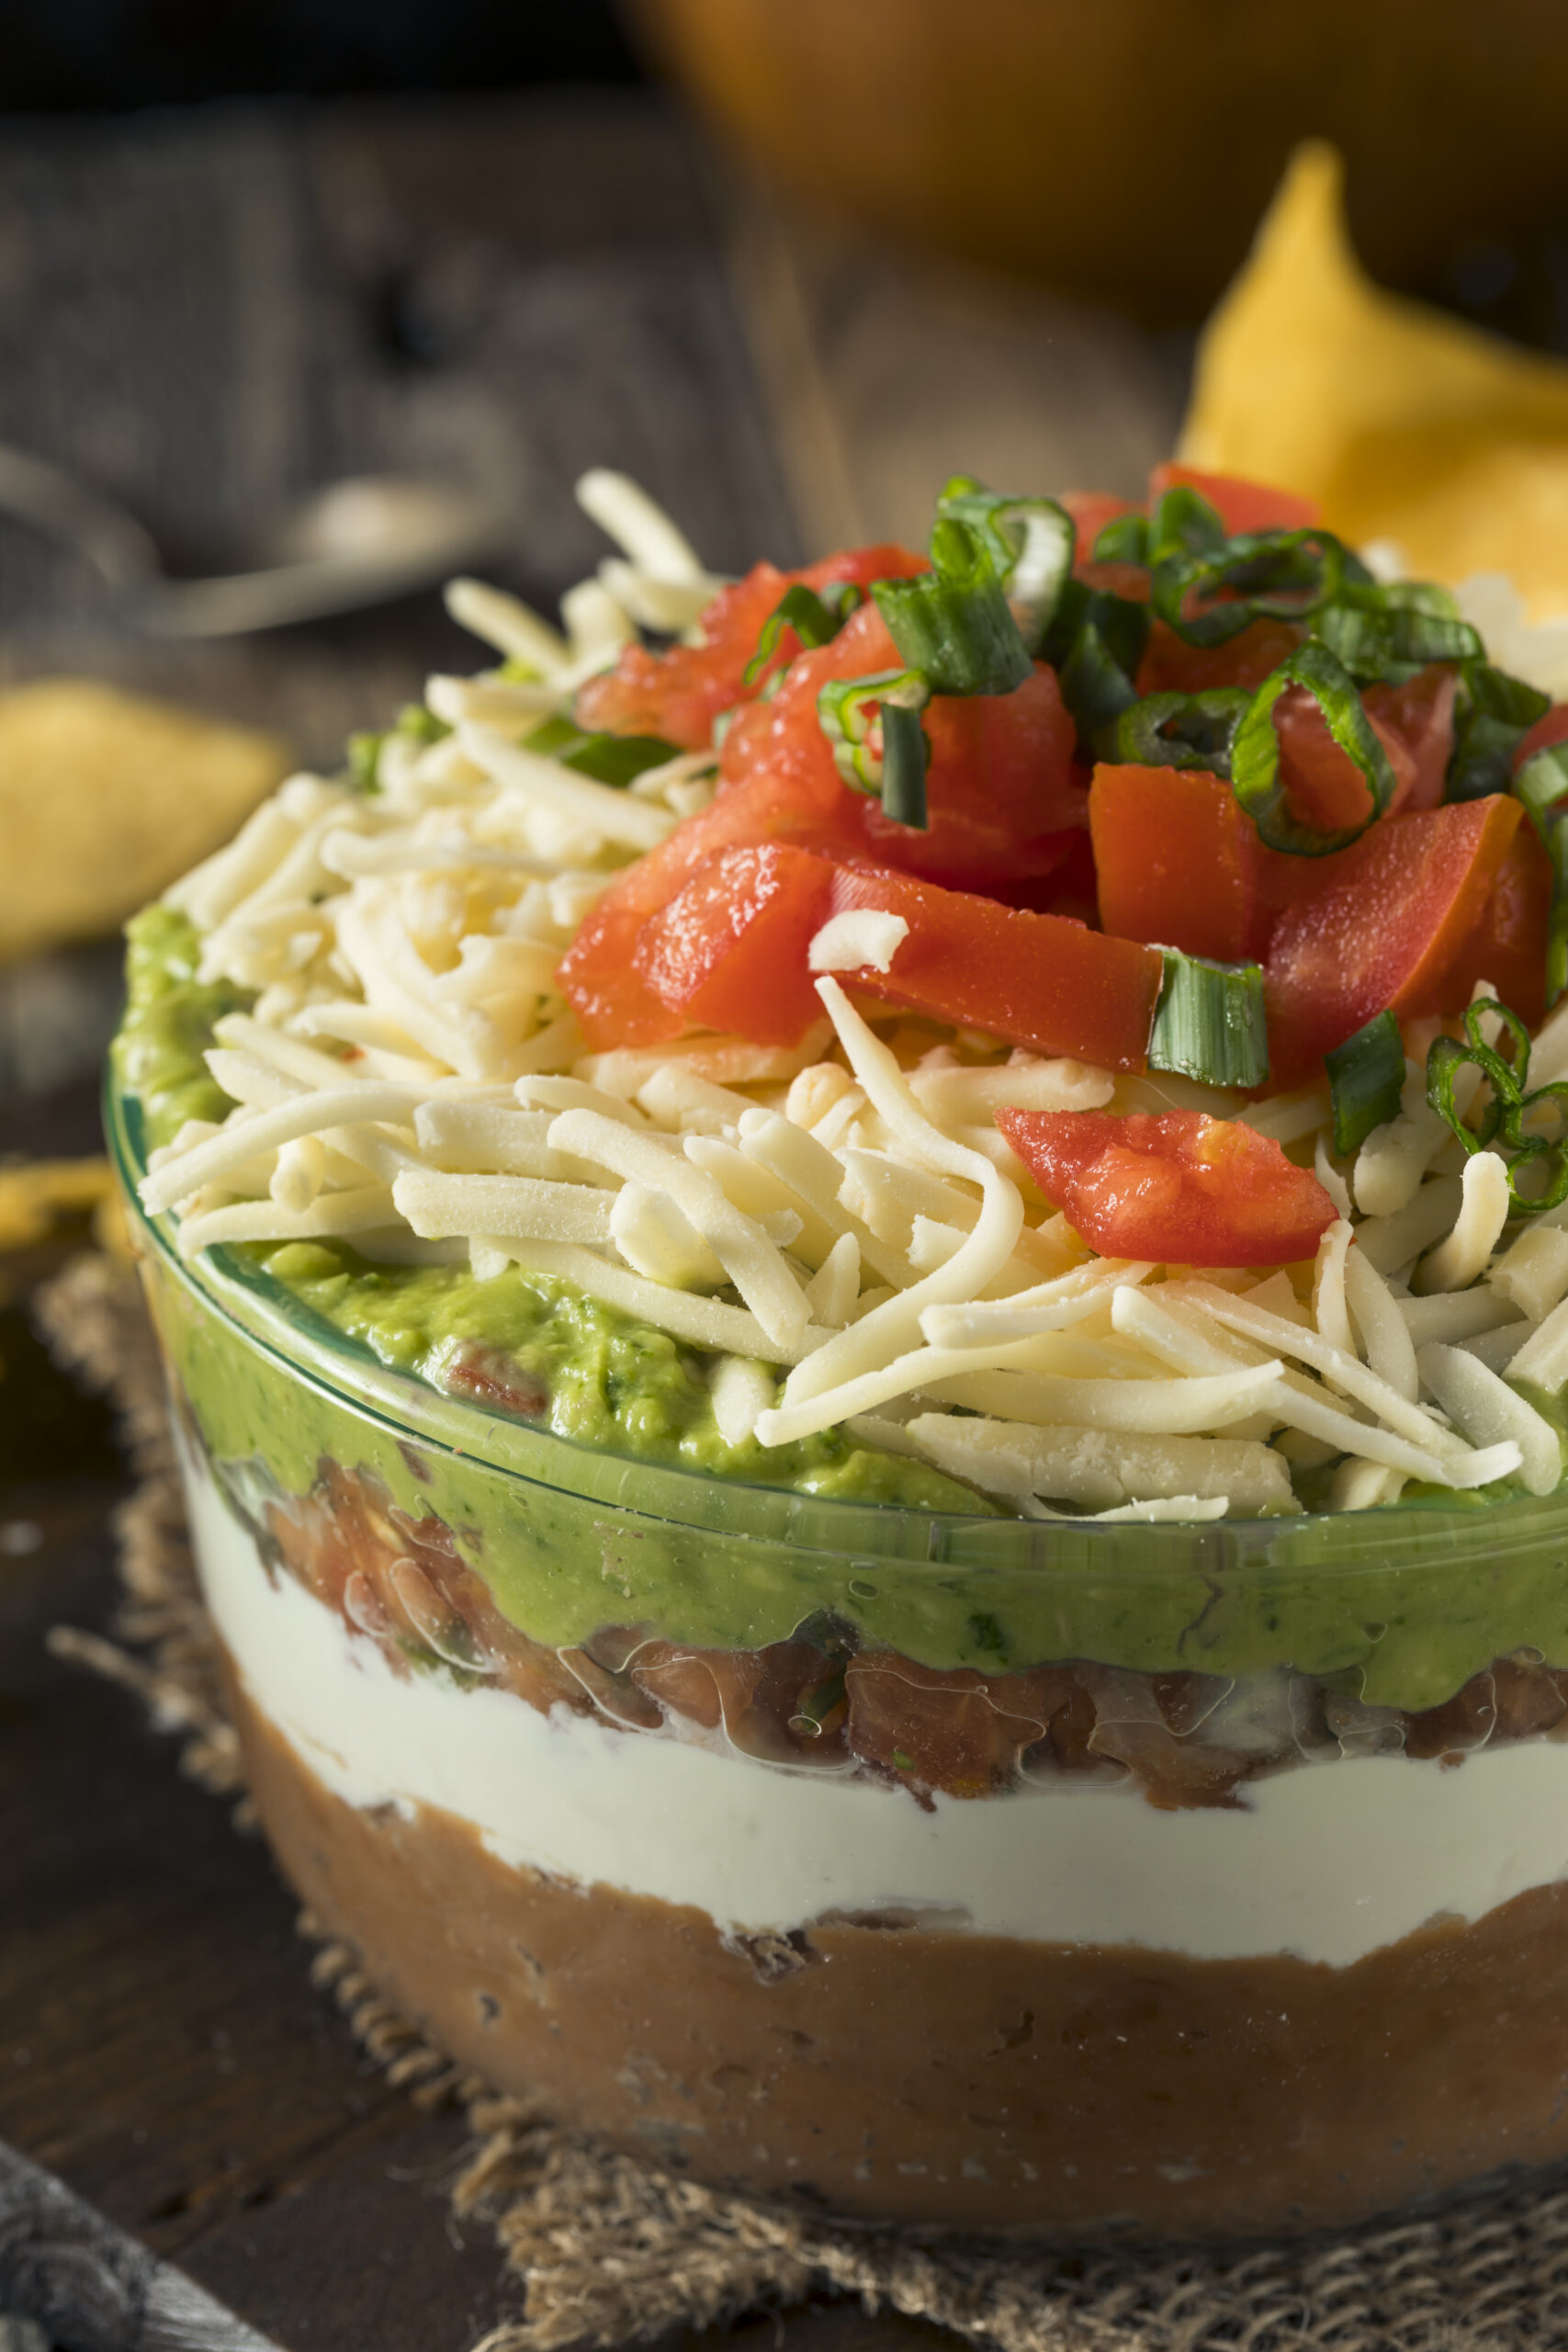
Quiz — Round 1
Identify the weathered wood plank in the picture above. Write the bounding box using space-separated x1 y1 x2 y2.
0 96 799 770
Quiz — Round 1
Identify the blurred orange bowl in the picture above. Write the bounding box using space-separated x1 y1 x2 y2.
630 0 1568 322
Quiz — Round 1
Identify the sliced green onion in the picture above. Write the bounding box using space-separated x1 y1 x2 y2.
873 516 1032 696
1042 579 1149 752
936 478 1075 651
1513 741 1568 833
1425 997 1568 1210
1508 1093 1568 1210
1152 526 1346 648
741 582 857 686
1145 486 1227 565
1146 949 1269 1089
818 668 932 820
1042 577 1149 678
523 714 583 757
1446 661 1551 802
525 715 681 786
1515 741 1568 1006
1058 621 1140 749
1542 812 1568 1009
1092 513 1151 565
879 702 929 828
1230 641 1397 854
1325 1010 1405 1156
1314 584 1481 683
1383 579 1462 619
1427 1030 1520 1156
1100 686 1252 775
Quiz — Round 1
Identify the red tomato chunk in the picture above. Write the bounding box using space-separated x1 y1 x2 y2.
718 602 1087 896
575 543 927 750
1089 763 1255 964
630 845 1165 1070
998 1108 1337 1267
827 866 1165 1071
634 842 835 1047
1264 796 1525 1080
1145 463 1322 536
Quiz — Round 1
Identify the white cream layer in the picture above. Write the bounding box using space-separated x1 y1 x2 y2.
186 1449 1568 1967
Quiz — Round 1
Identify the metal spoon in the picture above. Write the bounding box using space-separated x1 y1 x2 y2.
0 442 507 636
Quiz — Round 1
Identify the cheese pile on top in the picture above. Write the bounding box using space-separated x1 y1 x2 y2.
131 472 1568 1523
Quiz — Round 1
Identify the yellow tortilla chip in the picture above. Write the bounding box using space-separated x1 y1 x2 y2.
1180 142 1568 620
0 678 291 966
0 1157 112 1253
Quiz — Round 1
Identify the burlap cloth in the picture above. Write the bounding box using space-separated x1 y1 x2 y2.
33 1250 1568 2352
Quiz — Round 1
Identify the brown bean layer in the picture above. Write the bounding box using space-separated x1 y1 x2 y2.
230 1657 1568 2241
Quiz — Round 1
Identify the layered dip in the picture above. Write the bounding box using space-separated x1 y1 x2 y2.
111 464 1568 2238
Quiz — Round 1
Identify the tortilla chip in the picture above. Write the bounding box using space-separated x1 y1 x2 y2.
0 679 291 965
1179 142 1568 620
0 1157 112 1253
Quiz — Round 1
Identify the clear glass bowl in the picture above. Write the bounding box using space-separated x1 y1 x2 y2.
109 1079 1568 2242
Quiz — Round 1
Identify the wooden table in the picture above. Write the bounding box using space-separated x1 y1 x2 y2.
0 92 1181 2348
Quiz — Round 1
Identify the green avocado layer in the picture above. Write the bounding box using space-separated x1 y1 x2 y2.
262 1241 982 1514
113 905 251 1148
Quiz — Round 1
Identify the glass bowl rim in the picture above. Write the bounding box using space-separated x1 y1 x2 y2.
106 1071 1568 1582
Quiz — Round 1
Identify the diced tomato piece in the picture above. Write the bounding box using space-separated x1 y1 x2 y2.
914 667 1086 886
557 765 870 1047
720 600 1089 894
632 842 835 1046
565 589 1089 1050
1000 827 1100 922
1146 464 1321 537
1269 684 1420 835
1089 763 1253 964
627 844 1162 1069
558 897 686 1049
1264 796 1527 1080
1364 666 1459 814
1438 820 1551 1027
1135 615 1302 696
997 1107 1337 1268
1516 703 1568 774
556 897 687 1049
828 865 1163 1070
574 542 926 750
1088 761 1319 967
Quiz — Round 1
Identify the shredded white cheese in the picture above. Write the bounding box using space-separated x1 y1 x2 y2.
808 909 908 975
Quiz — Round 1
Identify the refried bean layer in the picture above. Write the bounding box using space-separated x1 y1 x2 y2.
228 1657 1568 2241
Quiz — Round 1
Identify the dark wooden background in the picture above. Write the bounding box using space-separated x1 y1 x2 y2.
0 92 1180 2349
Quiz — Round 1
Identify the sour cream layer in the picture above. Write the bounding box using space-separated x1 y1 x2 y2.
186 1448 1568 1968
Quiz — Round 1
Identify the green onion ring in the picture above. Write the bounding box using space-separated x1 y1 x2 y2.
1230 642 1397 854
741 582 859 687
817 667 932 820
873 516 1032 697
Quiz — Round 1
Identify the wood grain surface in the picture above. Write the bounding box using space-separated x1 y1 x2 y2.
0 90 1182 2348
